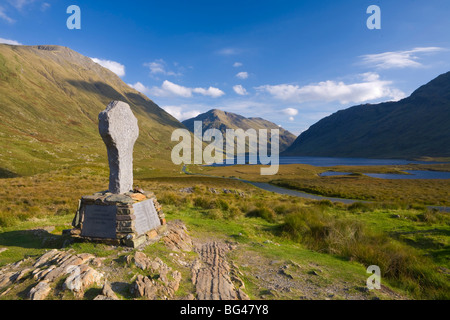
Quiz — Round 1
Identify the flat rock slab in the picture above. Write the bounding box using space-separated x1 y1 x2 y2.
81 205 117 239
133 199 161 235
163 220 193 252
191 241 248 300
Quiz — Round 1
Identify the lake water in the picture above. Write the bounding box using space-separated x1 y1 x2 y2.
212 156 444 167
209 156 450 180
320 170 450 179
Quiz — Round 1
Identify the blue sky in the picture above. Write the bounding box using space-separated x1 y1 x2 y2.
1 0 450 135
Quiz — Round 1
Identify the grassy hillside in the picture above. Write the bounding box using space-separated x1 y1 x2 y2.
182 109 296 153
283 72 450 159
0 44 184 177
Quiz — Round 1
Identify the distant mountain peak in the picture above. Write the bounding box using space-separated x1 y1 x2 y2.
182 109 296 152
283 71 450 158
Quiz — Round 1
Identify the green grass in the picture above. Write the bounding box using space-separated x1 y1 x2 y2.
280 206 450 299
192 163 450 206
0 169 449 300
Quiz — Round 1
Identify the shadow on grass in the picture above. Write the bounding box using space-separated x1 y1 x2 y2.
390 228 450 265
0 229 67 249
66 80 182 129
390 228 450 244
0 168 20 179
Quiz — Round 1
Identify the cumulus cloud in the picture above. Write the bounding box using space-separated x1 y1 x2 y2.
236 71 248 79
130 80 225 98
233 62 243 67
91 57 125 77
360 47 444 69
257 73 405 105
192 86 225 98
233 85 248 96
160 80 192 97
162 106 201 121
0 37 21 45
282 108 298 116
128 82 149 94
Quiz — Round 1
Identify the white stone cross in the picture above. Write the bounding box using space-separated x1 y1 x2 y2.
98 101 139 194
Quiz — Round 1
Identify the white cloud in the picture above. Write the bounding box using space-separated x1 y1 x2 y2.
162 106 201 121
0 6 15 23
161 80 192 97
217 48 240 56
192 86 225 98
282 108 298 116
233 62 243 67
128 82 149 94
144 59 180 76
360 47 445 69
0 37 21 45
41 2 50 11
130 80 224 98
8 0 34 10
91 57 125 77
236 71 248 79
257 73 405 105
146 60 165 74
233 85 248 96
289 116 295 121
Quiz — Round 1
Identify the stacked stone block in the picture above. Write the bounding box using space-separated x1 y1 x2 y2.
71 190 166 248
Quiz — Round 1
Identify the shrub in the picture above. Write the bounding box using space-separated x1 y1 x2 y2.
273 203 298 215
223 206 242 220
158 191 191 207
205 208 223 220
281 206 450 299
0 211 18 227
215 199 230 211
193 196 215 210
416 208 450 225
348 201 372 212
246 206 276 222
158 191 179 205
317 199 334 207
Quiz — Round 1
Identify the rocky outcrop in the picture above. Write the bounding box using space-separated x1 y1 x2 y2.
0 249 104 300
129 251 182 300
28 280 52 300
191 241 249 300
162 220 193 252
63 264 104 298
94 281 120 300
0 220 252 301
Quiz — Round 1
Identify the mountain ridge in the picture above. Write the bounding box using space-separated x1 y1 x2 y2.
182 109 297 153
0 44 184 177
282 71 450 159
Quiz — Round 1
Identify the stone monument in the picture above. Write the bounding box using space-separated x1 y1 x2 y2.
70 101 166 248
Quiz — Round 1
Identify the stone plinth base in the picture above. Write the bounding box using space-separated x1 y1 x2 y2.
70 190 166 248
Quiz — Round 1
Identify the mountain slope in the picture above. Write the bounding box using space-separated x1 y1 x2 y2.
182 109 296 153
0 44 184 177
283 71 450 159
